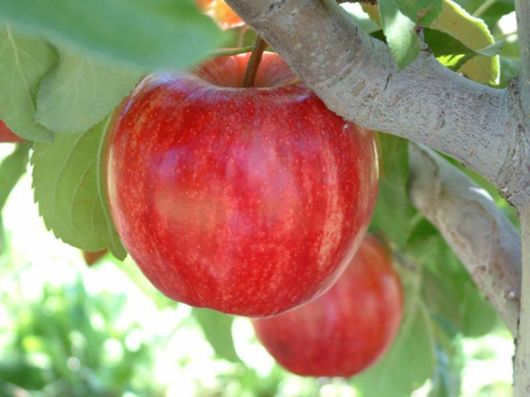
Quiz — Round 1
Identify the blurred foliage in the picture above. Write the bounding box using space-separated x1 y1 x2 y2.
0 280 163 397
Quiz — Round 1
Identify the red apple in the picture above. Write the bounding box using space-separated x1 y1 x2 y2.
252 234 403 377
105 52 379 316
0 121 22 143
196 0 244 30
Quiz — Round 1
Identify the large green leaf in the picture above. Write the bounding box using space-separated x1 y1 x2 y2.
193 309 240 363
32 120 126 258
378 0 421 69
36 49 142 134
0 0 225 70
0 25 55 141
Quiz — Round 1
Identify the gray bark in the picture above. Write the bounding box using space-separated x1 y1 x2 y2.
409 144 521 335
513 1 530 395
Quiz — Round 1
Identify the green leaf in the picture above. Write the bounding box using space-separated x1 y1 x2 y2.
97 118 128 260
408 227 499 337
370 133 415 247
0 143 30 254
355 267 436 397
32 120 126 259
36 49 141 134
394 0 442 25
0 143 30 210
0 24 56 141
363 0 499 83
370 28 497 73
424 28 505 72
431 0 498 84
423 28 476 71
193 308 240 363
0 0 225 70
343 4 381 34
459 281 498 337
499 56 519 88
429 320 464 397
378 0 421 69
455 0 514 29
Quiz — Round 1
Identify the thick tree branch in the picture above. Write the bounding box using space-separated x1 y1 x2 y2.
226 0 518 197
409 144 521 335
515 208 530 396
513 2 530 395
516 1 530 93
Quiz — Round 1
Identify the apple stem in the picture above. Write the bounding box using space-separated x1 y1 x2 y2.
242 36 268 87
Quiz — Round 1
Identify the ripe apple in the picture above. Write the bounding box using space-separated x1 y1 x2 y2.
196 0 243 29
252 234 403 377
105 52 379 316
0 121 22 143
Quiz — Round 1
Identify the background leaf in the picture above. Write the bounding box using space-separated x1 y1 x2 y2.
378 0 421 69
423 28 478 71
0 0 225 70
0 143 30 254
193 309 240 363
362 0 499 83
454 0 514 29
394 0 443 25
32 120 126 258
431 0 499 84
0 25 55 141
407 219 499 337
0 144 30 210
428 322 464 397
370 133 415 247
36 49 142 134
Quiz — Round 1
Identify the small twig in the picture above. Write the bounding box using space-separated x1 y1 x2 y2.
242 36 268 87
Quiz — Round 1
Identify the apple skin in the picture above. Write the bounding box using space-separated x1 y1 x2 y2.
252 234 403 377
105 52 379 317
0 121 23 143
196 0 243 29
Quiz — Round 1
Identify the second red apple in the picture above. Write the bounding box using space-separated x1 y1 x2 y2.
252 234 403 377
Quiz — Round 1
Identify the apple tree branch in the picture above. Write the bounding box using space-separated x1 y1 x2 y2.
225 0 530 206
409 144 521 335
